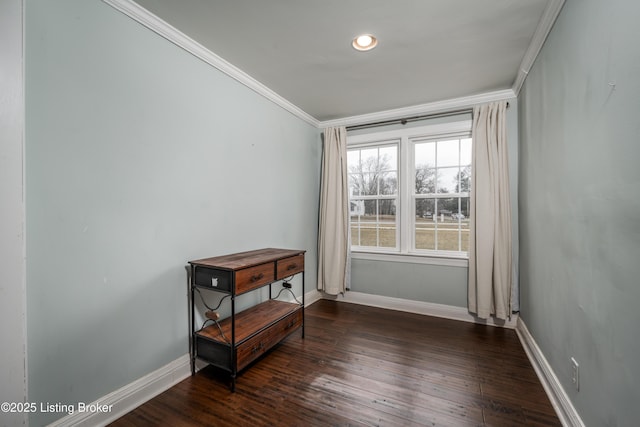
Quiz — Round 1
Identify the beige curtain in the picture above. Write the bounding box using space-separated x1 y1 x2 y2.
317 126 350 295
468 101 512 319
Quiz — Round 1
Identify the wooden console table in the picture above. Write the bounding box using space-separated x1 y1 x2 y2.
188 248 305 390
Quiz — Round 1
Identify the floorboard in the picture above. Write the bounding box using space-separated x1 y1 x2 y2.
110 300 561 426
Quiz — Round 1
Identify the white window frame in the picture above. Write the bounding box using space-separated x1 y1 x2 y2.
348 139 400 251
347 120 472 267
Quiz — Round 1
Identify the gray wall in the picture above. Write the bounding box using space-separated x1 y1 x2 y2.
25 0 320 425
0 1 27 427
518 0 640 425
350 100 519 310
351 258 468 306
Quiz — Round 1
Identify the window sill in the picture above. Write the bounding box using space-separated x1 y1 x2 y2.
350 250 469 268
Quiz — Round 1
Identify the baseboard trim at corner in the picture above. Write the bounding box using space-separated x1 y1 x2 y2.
515 319 585 427
328 291 518 329
48 354 192 427
304 289 324 307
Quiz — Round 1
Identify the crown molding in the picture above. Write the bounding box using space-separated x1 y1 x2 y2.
101 0 320 128
101 0 549 130
512 0 566 96
319 88 515 129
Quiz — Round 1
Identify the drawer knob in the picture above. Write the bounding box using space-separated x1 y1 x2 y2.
287 263 298 271
250 273 265 282
285 319 295 329
251 342 265 354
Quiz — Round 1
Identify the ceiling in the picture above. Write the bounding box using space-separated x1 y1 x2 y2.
126 0 561 124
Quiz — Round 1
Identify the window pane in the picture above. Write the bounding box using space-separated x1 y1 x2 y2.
415 142 436 169
460 196 470 252
438 228 460 251
350 200 364 218
435 197 456 221
350 199 364 246
360 173 378 195
437 167 460 194
459 196 470 219
379 199 396 217
436 197 458 251
356 200 377 246
348 149 364 196
360 148 378 170
363 200 377 220
347 150 360 170
380 171 397 195
437 139 460 167
459 165 471 193
350 225 360 246
379 200 396 248
379 146 397 171
415 167 436 194
461 230 469 252
415 199 435 250
415 198 434 219
460 138 472 166
349 174 360 196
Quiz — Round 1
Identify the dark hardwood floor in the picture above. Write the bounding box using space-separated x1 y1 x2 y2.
110 300 560 426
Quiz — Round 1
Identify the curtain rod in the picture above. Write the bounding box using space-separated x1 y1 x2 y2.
345 102 509 132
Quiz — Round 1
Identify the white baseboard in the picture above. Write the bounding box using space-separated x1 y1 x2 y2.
516 319 585 427
325 291 518 329
304 289 324 307
47 354 192 427
46 290 320 426
48 291 519 426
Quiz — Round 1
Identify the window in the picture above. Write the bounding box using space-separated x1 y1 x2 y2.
412 137 471 253
347 121 472 259
348 143 398 249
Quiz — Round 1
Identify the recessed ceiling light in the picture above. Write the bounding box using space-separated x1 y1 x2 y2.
352 34 378 51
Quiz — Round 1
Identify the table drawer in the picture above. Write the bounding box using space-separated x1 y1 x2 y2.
276 254 304 279
236 309 302 370
235 262 275 294
194 267 232 292
195 335 231 370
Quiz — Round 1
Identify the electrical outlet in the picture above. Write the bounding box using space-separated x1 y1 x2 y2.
571 357 580 391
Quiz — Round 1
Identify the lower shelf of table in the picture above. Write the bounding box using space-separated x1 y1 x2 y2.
194 299 303 373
